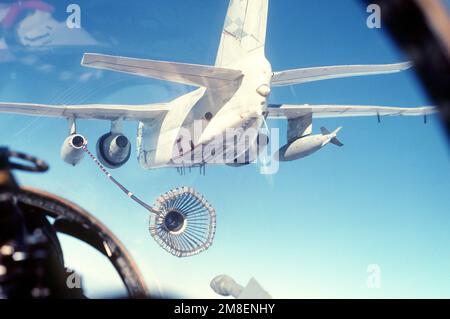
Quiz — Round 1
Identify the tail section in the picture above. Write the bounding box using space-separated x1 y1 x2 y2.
321 127 344 147
215 0 269 67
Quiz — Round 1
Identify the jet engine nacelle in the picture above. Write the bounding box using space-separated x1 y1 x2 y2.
96 133 131 169
61 134 87 166
276 127 343 161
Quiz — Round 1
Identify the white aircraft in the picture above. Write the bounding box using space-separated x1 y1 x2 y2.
0 0 435 172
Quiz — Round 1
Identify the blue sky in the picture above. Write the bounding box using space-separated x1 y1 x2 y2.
0 0 449 298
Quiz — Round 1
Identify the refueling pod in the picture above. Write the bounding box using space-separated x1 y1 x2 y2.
276 127 343 161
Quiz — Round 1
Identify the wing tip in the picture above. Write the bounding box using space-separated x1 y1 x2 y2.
80 53 90 67
81 52 103 67
397 61 413 71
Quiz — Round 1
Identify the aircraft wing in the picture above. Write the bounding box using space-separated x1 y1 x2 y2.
82 53 243 89
0 102 170 120
271 62 412 86
267 104 436 119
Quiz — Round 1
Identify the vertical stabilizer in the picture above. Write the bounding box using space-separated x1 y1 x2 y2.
215 0 269 67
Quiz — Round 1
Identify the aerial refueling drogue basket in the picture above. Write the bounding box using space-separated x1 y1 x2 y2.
151 187 216 257
80 142 217 258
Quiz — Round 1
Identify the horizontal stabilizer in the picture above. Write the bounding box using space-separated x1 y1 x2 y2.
82 53 243 89
272 62 412 86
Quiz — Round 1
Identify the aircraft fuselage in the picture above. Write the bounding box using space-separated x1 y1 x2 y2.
137 49 272 169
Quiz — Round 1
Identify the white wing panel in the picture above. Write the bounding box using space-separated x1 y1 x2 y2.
0 102 170 120
268 104 436 119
